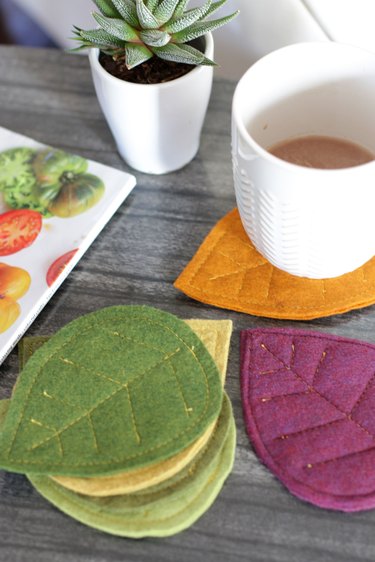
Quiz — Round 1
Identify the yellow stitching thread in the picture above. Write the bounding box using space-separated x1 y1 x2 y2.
311 350 327 386
59 348 180 391
42 390 76 409
184 225 375 310
31 351 181 453
30 419 63 457
106 329 169 355
124 384 141 445
87 412 99 453
166 360 192 416
259 342 375 440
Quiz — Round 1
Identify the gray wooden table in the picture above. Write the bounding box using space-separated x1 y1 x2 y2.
1 45 375 562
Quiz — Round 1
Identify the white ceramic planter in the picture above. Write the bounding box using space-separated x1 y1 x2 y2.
88 34 214 174
232 42 375 279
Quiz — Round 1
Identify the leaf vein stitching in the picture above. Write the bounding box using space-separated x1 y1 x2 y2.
259 342 375 440
30 351 181 453
7 313 214 468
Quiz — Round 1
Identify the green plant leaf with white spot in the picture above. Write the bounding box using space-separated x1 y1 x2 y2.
72 0 239 67
93 0 121 17
92 12 139 41
164 0 211 33
139 29 171 47
125 43 153 68
75 28 125 48
174 0 190 18
172 11 238 43
153 0 180 24
152 42 215 65
136 0 160 28
111 0 140 27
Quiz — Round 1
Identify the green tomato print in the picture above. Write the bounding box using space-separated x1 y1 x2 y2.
48 173 105 217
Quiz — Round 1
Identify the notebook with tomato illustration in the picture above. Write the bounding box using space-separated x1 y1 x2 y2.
0 126 136 366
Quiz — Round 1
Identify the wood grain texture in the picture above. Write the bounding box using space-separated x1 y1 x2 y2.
1 46 375 562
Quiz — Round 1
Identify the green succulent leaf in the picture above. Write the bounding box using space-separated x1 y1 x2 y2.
92 12 139 41
164 0 211 33
93 0 121 17
111 0 140 27
152 42 215 65
71 0 238 68
76 28 125 48
172 11 238 43
153 0 179 24
203 0 229 19
173 0 190 18
69 44 91 53
136 0 160 29
125 43 153 68
139 29 171 47
145 0 159 11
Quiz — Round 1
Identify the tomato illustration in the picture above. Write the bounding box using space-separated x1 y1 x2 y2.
0 210 42 256
0 296 20 334
47 249 78 287
48 174 105 218
0 263 31 300
0 262 31 333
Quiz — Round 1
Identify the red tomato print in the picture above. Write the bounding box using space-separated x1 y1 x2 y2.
0 210 42 256
47 249 78 287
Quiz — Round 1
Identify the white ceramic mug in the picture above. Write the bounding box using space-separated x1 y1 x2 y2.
232 42 375 279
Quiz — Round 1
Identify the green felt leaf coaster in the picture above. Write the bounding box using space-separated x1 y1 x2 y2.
0 306 223 477
28 393 236 538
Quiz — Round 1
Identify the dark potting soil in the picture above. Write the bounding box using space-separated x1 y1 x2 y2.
99 52 194 84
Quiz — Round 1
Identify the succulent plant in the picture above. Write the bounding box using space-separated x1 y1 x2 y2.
72 0 239 68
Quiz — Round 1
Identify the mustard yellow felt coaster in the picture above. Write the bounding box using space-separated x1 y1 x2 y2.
174 208 375 320
28 393 236 538
0 306 224 477
185 320 232 385
20 319 232 497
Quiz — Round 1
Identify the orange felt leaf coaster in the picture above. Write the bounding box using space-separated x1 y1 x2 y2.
174 209 375 320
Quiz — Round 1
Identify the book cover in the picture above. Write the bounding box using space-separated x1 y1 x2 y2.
0 127 136 365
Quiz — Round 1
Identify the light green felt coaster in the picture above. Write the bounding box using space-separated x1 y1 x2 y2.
28 393 236 538
0 306 223 477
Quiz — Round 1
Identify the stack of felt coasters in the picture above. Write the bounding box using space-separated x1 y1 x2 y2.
0 306 236 537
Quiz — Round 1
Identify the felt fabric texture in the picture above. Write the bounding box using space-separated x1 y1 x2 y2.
174 208 375 320
52 421 216 497
0 399 10 425
184 320 232 385
18 320 233 388
0 306 223 477
28 393 236 538
241 327 375 512
19 319 232 496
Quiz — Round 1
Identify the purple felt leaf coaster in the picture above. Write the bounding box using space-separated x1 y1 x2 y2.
240 328 375 512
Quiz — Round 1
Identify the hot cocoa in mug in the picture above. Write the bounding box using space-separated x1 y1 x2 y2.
232 42 375 279
269 135 374 169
